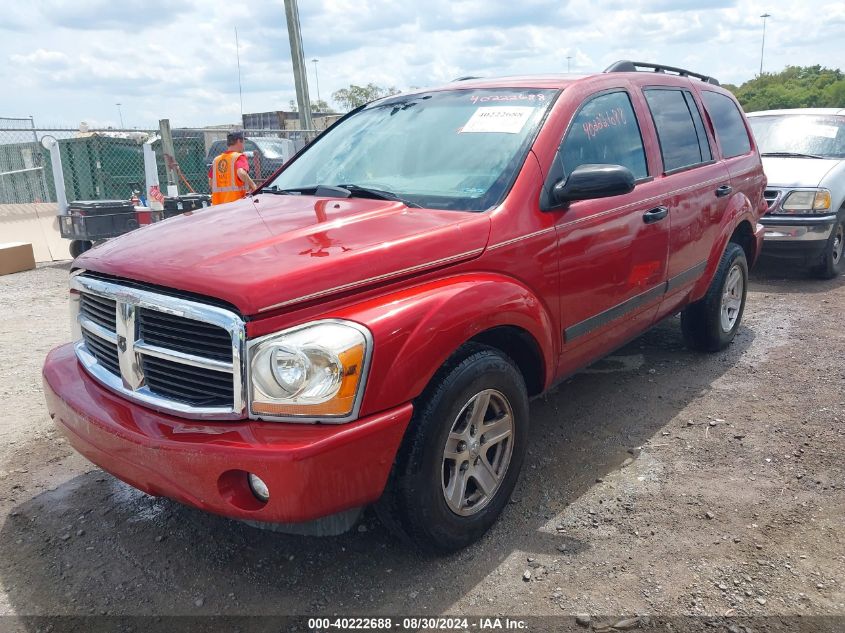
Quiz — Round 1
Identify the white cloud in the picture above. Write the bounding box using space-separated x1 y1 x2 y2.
1 0 843 128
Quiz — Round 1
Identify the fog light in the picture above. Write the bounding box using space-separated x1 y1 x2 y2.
247 473 270 502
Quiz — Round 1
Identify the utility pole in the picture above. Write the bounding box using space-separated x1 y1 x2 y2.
283 0 313 132
312 58 321 105
158 118 178 197
759 13 771 76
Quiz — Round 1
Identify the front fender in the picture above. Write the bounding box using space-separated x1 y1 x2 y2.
690 190 759 302
330 274 557 416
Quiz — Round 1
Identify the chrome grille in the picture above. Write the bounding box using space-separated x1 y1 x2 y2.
141 355 233 407
80 328 120 375
80 293 117 331
138 308 233 362
70 272 245 419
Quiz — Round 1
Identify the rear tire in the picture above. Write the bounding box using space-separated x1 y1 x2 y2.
812 214 844 280
69 240 92 259
375 345 529 553
681 242 748 352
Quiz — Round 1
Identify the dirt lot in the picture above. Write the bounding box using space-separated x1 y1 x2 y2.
0 259 842 630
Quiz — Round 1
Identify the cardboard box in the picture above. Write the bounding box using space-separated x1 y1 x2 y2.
0 242 36 276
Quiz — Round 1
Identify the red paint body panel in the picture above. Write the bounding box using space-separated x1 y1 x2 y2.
44 345 411 522
77 197 490 316
46 71 767 526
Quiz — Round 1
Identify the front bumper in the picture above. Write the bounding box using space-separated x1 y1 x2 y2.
43 344 412 524
760 214 836 260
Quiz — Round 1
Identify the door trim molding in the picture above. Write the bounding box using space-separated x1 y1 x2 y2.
563 260 707 343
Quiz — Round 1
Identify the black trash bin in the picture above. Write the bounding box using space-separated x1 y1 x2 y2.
60 200 139 241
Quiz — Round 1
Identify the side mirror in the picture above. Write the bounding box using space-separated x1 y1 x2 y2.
551 164 636 206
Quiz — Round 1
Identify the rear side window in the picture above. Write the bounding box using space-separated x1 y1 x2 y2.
702 91 752 158
559 91 648 180
644 88 711 173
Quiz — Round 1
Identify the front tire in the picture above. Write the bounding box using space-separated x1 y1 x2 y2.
681 242 748 352
813 214 844 280
376 345 529 553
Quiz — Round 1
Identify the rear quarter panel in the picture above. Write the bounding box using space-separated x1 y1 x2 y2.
690 86 767 300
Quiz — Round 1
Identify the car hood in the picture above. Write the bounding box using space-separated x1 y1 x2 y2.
77 194 491 315
761 156 840 188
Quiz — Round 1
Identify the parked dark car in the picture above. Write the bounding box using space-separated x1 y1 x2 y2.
205 137 296 184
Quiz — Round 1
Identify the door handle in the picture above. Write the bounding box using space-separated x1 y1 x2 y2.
715 184 733 197
643 206 669 224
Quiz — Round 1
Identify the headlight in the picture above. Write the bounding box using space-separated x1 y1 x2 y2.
248 320 371 421
780 189 831 214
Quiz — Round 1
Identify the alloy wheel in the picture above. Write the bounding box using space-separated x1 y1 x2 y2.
832 222 843 265
720 264 744 333
441 389 515 516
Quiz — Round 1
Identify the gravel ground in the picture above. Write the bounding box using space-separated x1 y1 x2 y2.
0 259 842 629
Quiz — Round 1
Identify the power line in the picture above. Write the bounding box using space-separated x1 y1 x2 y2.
235 26 244 118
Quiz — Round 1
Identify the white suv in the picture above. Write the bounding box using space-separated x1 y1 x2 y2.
747 108 845 278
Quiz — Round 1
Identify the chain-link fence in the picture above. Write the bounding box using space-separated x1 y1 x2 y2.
0 117 51 205
0 124 313 205
0 120 315 260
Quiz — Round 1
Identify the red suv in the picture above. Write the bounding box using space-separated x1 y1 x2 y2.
44 61 766 552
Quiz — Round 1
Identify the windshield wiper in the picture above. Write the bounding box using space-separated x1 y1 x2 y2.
761 151 828 159
336 184 421 208
259 184 420 207
259 185 317 195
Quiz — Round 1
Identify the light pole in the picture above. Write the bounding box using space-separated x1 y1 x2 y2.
116 103 124 128
566 56 573 73
283 0 313 131
312 58 321 106
759 13 771 76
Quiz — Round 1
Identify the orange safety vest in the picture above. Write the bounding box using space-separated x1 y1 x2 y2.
211 151 247 205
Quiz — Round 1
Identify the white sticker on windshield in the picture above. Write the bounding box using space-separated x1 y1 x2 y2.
805 124 838 138
460 106 534 134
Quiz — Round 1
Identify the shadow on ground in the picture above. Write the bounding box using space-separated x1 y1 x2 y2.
0 317 754 622
751 256 845 294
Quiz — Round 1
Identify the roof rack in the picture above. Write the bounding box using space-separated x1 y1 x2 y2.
604 60 720 86
453 75 482 82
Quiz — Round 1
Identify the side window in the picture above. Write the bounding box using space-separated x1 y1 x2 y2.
644 88 711 173
702 91 752 158
559 91 648 181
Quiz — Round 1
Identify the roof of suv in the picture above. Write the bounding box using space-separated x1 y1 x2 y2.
441 74 589 90
747 108 845 117
432 61 723 92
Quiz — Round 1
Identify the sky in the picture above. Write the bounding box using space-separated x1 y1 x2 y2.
2 0 843 130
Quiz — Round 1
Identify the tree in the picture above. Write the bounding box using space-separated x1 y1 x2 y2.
331 83 401 111
288 99 335 113
724 65 845 111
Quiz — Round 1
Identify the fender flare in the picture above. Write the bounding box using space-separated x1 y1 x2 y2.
332 273 558 415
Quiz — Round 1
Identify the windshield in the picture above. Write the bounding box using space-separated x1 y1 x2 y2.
264 88 558 210
748 114 845 159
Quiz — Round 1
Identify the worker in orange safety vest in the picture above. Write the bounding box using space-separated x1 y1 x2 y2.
208 131 257 205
